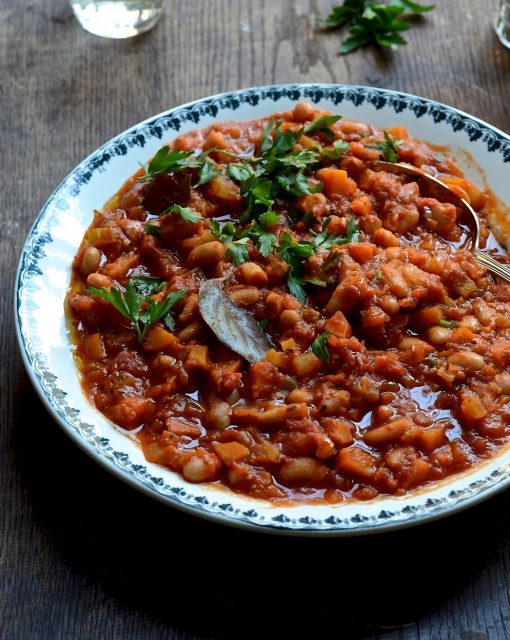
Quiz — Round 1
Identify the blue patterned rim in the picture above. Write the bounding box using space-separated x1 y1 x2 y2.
14 84 510 535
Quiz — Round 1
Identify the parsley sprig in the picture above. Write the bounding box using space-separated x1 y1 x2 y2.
369 130 402 163
142 147 221 188
279 232 316 303
313 217 360 251
142 148 202 179
86 276 187 342
319 0 435 54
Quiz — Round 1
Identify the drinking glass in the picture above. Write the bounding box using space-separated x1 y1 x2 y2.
70 0 163 39
496 0 510 49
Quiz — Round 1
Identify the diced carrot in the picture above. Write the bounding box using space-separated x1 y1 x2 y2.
213 441 250 465
450 326 475 344
460 395 487 422
412 305 443 329
84 333 106 361
401 458 430 489
316 168 357 198
292 352 322 377
101 252 139 280
413 425 446 454
348 242 377 263
336 446 378 480
265 349 288 370
144 325 180 352
205 175 242 208
325 310 352 339
299 134 318 150
363 418 413 446
280 338 297 351
372 227 400 248
350 195 373 216
387 125 409 139
186 345 209 370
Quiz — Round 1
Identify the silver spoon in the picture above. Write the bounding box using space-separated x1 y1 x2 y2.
369 160 510 284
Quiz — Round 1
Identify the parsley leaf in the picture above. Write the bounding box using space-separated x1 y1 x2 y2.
393 0 434 13
129 275 165 298
321 139 350 161
314 217 360 250
144 147 201 178
256 231 278 257
370 130 402 163
311 331 332 362
87 278 187 342
225 237 251 265
195 158 221 187
169 204 203 224
227 163 258 183
303 114 342 140
279 232 315 303
144 222 161 236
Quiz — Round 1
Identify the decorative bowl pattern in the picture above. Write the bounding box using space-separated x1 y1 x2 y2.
15 84 510 535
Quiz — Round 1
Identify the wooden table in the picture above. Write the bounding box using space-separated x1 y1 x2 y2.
2 1 510 638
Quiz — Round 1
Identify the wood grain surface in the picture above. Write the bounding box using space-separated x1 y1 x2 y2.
2 1 510 638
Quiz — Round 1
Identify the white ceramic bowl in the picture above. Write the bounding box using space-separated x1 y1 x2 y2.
15 84 510 535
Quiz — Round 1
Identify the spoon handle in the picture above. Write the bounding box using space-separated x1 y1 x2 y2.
474 250 510 284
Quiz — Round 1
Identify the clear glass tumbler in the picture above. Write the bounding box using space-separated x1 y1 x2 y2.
70 0 163 39
496 0 510 49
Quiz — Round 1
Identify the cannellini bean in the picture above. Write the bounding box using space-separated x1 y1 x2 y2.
427 326 452 345
286 388 313 404
495 373 510 393
240 262 268 287
279 457 328 482
153 355 178 370
381 263 409 298
379 295 400 316
182 452 220 482
206 397 231 430
80 247 102 275
187 241 225 267
447 351 485 371
459 315 480 331
86 272 113 289
229 286 260 305
279 309 301 329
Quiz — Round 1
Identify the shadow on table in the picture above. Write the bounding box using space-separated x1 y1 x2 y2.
12 377 507 640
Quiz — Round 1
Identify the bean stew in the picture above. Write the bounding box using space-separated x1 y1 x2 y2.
67 102 510 503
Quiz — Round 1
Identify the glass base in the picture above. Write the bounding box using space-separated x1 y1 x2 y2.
70 1 163 39
496 2 510 49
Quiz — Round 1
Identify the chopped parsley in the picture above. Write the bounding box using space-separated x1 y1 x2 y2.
311 331 332 361
321 139 350 161
87 277 187 341
143 148 201 179
195 158 221 187
370 131 402 163
314 217 360 250
279 232 315 303
438 319 457 329
167 204 202 224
